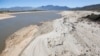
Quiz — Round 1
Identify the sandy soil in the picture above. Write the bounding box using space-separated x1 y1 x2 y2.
1 11 100 56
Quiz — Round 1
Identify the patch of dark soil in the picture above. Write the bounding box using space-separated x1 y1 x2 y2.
83 13 100 22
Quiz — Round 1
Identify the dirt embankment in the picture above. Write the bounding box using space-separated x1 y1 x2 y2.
1 11 100 56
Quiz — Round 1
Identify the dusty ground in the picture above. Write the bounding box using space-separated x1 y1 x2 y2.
1 11 100 56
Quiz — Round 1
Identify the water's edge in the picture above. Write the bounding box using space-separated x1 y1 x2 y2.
0 11 62 53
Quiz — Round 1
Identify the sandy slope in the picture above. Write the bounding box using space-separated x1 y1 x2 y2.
1 11 100 56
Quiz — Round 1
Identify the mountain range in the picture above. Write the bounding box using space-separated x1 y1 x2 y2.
0 4 100 12
0 5 69 12
0 7 33 11
72 4 100 11
35 5 69 10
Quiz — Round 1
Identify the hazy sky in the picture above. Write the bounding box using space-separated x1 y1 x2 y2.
0 0 100 8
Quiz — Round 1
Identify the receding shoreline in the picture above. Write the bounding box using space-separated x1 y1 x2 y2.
0 11 61 54
1 11 100 56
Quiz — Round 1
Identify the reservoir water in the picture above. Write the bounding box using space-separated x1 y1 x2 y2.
0 11 61 53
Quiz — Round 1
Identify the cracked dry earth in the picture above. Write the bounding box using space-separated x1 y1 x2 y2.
1 11 100 56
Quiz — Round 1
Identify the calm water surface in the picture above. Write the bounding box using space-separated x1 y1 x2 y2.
0 11 61 52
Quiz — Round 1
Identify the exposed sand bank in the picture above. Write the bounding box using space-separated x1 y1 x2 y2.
5 11 52 14
0 14 15 20
1 11 100 56
0 11 55 20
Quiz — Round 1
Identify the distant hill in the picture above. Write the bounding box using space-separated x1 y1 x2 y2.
36 5 69 10
0 5 69 12
1 4 99 12
0 7 33 12
72 4 100 11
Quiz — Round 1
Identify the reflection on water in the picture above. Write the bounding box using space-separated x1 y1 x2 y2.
0 11 61 53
